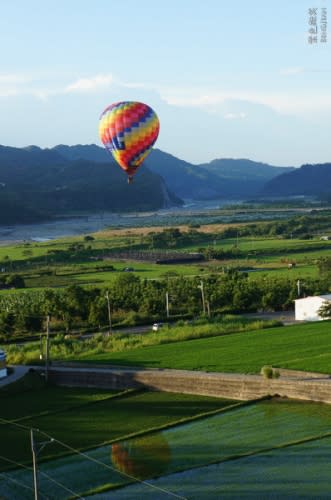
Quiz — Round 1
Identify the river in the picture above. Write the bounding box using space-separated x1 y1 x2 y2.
0 199 308 244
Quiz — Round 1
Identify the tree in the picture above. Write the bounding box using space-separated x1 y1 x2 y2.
318 257 331 278
111 274 142 311
0 312 16 338
63 285 90 320
5 274 25 288
318 301 331 319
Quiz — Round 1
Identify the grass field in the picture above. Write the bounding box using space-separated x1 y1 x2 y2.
74 320 331 375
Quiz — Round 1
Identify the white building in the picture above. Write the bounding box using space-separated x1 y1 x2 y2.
295 294 331 321
0 350 7 379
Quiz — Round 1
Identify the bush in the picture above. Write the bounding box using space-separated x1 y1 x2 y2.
261 365 280 379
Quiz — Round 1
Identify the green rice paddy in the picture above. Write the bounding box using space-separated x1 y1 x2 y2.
75 320 331 375
3 397 331 499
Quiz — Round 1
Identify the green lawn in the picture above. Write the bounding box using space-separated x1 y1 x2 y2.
75 320 331 375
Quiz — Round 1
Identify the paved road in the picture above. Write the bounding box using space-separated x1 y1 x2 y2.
5 311 298 347
241 311 296 325
0 365 29 387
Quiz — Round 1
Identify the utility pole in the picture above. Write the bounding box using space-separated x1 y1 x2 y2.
39 333 43 361
45 315 50 383
198 280 206 315
31 429 39 500
165 292 170 319
105 291 112 336
30 429 54 500
297 280 301 298
206 300 211 318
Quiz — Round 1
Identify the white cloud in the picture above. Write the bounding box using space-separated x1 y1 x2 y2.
121 81 150 89
158 86 331 116
224 112 247 120
0 73 32 97
280 66 304 75
0 74 30 84
0 88 19 97
65 74 114 93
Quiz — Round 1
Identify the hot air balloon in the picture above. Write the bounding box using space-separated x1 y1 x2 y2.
99 101 160 183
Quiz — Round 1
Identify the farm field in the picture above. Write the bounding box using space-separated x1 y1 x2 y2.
0 385 230 468
0 215 330 290
74 320 331 375
2 395 331 499
0 208 330 498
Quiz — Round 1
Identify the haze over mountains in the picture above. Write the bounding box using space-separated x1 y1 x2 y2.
0 144 330 225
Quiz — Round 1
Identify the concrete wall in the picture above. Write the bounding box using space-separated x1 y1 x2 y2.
0 350 6 379
45 366 331 404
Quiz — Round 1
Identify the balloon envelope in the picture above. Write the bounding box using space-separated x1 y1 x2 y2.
99 101 160 181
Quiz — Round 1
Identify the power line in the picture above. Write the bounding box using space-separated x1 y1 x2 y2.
0 416 36 432
38 429 188 500
0 422 187 499
0 459 82 500
0 443 84 499
38 469 86 500
0 472 34 494
0 452 32 471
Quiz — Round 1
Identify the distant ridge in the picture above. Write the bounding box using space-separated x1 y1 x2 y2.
261 163 331 197
0 143 329 225
55 144 295 200
0 145 181 224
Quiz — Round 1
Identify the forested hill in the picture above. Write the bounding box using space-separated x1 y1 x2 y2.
0 145 181 224
1 144 329 226
147 151 294 199
55 144 295 200
261 163 331 197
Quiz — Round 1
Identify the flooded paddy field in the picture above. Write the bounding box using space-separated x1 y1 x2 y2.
3 397 331 499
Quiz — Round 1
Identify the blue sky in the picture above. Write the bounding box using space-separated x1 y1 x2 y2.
0 0 330 166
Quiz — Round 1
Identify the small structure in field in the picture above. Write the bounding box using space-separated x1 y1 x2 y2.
294 294 331 321
0 350 7 379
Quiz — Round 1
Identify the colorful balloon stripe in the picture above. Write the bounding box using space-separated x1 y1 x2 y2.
99 101 159 180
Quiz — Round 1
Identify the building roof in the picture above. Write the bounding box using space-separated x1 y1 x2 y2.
295 294 331 302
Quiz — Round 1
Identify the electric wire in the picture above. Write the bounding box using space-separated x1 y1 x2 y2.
0 453 32 471
0 422 187 499
0 457 48 500
0 472 34 493
38 469 86 500
38 429 188 500
0 445 85 499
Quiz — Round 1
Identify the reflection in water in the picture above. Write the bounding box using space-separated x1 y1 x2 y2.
111 433 171 480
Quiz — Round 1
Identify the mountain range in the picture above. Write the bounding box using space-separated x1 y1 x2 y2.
54 144 295 199
0 143 330 224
